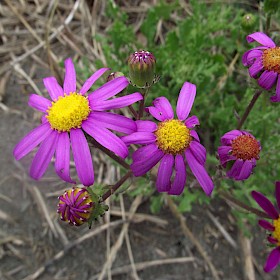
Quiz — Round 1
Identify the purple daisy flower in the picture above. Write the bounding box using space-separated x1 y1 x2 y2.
218 130 261 181
242 32 280 102
251 182 280 273
121 82 214 196
13 58 142 186
57 187 93 226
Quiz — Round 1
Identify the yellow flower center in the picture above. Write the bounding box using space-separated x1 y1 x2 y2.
46 93 90 132
155 119 192 155
262 47 280 74
231 134 260 161
272 216 280 246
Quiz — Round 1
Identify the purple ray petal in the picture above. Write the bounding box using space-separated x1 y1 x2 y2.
82 120 128 158
132 144 159 162
152 97 174 120
251 191 279 219
276 182 280 211
43 77 64 101
258 70 278 90
131 149 164 177
146 106 167 121
264 247 280 273
176 82 196 121
270 75 280 103
30 131 58 180
168 155 186 195
189 141 206 165
156 154 174 192
258 220 275 231
236 160 253 180
70 129 94 186
218 146 235 167
221 130 242 145
227 159 243 179
55 132 75 184
80 68 109 94
28 94 51 112
185 115 200 128
121 132 156 146
248 58 264 78
91 92 143 111
13 123 52 160
136 120 157 132
63 58 76 93
185 149 214 196
242 48 265 66
190 130 200 142
267 236 278 244
247 32 276 48
88 111 136 134
88 76 129 102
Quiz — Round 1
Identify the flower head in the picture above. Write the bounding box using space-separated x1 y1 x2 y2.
128 50 156 88
13 58 143 186
218 130 261 181
242 32 280 102
251 182 280 273
57 187 93 226
121 82 214 196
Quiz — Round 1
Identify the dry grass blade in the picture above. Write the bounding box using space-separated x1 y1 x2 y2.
0 208 15 224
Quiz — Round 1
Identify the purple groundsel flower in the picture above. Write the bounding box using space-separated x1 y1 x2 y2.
13 58 142 186
57 187 93 226
218 130 261 181
122 82 214 196
242 32 280 102
251 182 280 273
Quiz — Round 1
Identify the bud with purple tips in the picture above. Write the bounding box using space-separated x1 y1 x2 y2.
128 50 156 88
57 187 93 226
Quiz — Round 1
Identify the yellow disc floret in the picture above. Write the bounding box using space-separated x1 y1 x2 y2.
262 47 280 74
155 119 192 155
272 216 280 246
47 93 90 132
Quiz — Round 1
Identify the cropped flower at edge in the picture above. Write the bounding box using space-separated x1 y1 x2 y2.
251 182 280 273
121 82 214 196
13 58 143 186
218 130 261 181
242 32 280 102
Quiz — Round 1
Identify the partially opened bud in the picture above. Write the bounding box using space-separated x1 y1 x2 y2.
57 187 93 226
128 50 156 88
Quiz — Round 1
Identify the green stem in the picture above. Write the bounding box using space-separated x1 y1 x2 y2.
137 87 150 120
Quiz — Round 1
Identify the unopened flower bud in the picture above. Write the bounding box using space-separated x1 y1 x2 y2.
57 187 93 226
107 72 125 82
241 14 257 32
128 50 156 88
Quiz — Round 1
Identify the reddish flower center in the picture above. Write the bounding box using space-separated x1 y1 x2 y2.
272 216 280 245
262 47 280 74
231 135 260 161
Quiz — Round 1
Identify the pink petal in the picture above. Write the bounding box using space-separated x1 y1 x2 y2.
176 82 196 121
63 58 76 93
247 32 276 48
258 220 275 231
264 248 280 273
13 123 52 160
185 149 214 196
43 77 64 101
55 132 75 184
152 97 174 120
30 131 58 180
89 111 136 134
242 48 265 66
156 154 174 192
189 141 206 165
168 155 187 195
185 115 200 128
121 132 156 146
236 160 253 180
221 130 242 145
80 68 110 94
270 75 280 103
275 181 280 210
248 58 264 78
28 94 51 112
136 120 157 132
91 92 143 111
88 76 129 102
226 159 243 179
190 130 200 142
258 70 278 90
82 120 128 158
132 144 159 162
146 106 167 121
218 146 235 167
70 129 94 186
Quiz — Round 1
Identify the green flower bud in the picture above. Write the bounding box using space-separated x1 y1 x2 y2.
241 14 257 32
128 50 156 88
